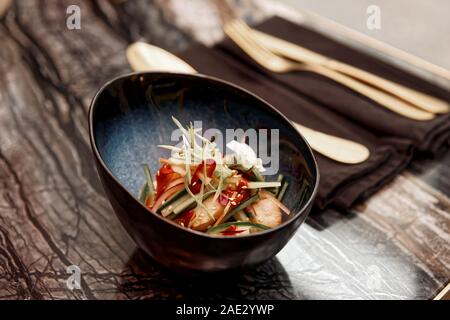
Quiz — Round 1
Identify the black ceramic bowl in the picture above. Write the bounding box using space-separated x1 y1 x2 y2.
89 72 319 273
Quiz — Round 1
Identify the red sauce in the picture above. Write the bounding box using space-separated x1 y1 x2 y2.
174 209 195 227
221 225 245 236
189 159 216 194
155 164 180 198
219 178 250 208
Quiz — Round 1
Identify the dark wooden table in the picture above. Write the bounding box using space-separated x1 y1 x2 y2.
0 0 448 300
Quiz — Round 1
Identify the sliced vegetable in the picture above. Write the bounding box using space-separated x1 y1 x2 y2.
160 192 191 217
247 181 281 189
207 221 269 235
216 193 260 225
220 225 248 236
152 184 184 211
229 164 264 182
168 190 215 219
155 163 180 197
143 164 156 205
184 173 214 220
213 172 224 202
260 190 290 215
139 183 149 204
157 188 188 214
164 177 185 191
189 159 216 194
271 174 284 195
298 177 311 208
277 181 288 201
219 178 250 208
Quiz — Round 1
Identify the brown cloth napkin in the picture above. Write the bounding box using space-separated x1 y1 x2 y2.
178 17 450 210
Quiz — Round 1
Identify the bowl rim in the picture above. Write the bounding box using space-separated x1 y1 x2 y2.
89 71 320 240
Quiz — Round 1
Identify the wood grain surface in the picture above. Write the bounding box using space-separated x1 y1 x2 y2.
0 0 448 299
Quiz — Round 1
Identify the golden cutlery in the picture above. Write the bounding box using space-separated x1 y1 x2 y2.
126 41 370 164
292 123 370 165
127 42 197 74
248 28 449 114
223 19 435 121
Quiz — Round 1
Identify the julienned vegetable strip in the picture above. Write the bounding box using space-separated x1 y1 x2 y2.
183 173 215 220
139 117 292 236
167 190 215 220
207 221 270 234
218 193 260 225
272 174 283 195
139 183 149 204
214 191 237 227
143 164 155 204
160 193 191 217
152 184 184 212
247 181 281 189
261 190 291 215
157 188 187 214
277 181 288 201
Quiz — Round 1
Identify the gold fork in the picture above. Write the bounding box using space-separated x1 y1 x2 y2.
223 19 435 121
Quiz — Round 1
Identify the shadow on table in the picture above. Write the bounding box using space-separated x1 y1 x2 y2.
305 207 359 231
117 249 297 300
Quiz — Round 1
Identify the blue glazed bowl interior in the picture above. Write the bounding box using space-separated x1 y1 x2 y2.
92 73 317 219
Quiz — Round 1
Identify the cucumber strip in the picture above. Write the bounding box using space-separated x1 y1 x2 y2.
167 190 215 220
272 174 284 195
219 193 260 224
143 164 155 203
139 183 149 204
160 193 191 217
277 181 289 201
157 188 188 214
247 181 281 189
298 178 311 208
207 221 269 234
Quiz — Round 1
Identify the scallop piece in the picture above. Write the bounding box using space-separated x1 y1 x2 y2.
191 196 225 231
249 198 282 228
